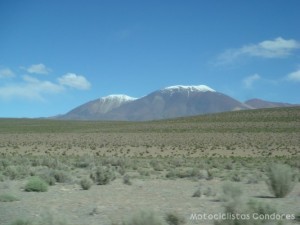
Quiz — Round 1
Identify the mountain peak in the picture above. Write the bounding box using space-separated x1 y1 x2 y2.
162 85 216 93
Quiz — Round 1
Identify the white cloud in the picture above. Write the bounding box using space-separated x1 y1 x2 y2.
26 63 51 74
243 74 261 88
58 73 91 90
0 68 15 78
217 37 300 64
0 75 64 101
286 69 300 82
0 65 91 101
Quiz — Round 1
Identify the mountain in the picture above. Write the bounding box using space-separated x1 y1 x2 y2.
245 98 295 109
60 95 137 120
104 85 250 121
59 85 251 121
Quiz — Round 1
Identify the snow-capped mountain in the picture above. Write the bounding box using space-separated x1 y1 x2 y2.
103 85 250 121
59 85 252 121
60 94 137 120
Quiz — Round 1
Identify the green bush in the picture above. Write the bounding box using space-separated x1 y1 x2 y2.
24 176 48 192
90 166 116 185
80 177 93 190
266 163 295 198
0 193 19 202
122 211 166 225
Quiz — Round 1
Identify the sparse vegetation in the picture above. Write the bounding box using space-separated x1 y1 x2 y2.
122 211 165 225
0 107 299 225
0 193 19 202
10 219 32 225
9 213 67 225
220 182 243 202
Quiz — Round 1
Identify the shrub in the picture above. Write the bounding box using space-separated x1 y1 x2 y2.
123 174 132 185
220 182 242 202
90 166 115 185
138 169 150 177
0 193 19 202
192 188 201 197
0 172 4 182
206 169 213 180
247 199 277 217
266 163 295 198
214 199 279 225
165 168 202 179
80 177 93 190
3 165 29 180
122 211 165 225
52 170 71 183
295 212 300 222
165 212 186 225
150 160 164 171
166 169 177 179
203 186 216 197
231 173 241 182
24 176 48 192
0 158 10 170
37 212 68 225
36 169 56 186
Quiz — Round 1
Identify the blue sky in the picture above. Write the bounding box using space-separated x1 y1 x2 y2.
0 0 300 117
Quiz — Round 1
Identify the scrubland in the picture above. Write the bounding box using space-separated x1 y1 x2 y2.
0 107 300 225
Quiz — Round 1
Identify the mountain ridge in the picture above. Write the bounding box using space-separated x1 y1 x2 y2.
58 85 297 121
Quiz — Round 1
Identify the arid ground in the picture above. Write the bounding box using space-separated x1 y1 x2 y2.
0 107 300 225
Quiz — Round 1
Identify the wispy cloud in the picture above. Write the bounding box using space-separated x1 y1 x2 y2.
58 73 91 90
286 69 300 82
216 37 300 65
0 75 64 101
243 74 261 88
24 63 51 75
0 68 15 78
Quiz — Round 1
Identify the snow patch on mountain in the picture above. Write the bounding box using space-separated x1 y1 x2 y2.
95 94 137 114
100 94 137 102
162 85 216 93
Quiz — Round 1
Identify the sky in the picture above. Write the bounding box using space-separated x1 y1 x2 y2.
0 0 300 118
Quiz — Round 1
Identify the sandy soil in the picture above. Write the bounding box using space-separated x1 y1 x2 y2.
1 178 299 225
